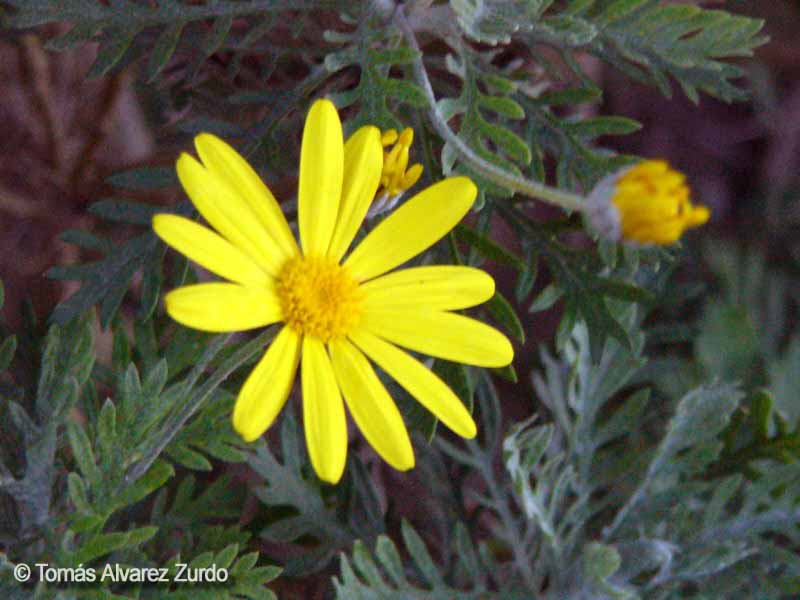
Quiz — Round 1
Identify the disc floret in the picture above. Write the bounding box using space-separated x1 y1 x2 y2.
276 256 363 343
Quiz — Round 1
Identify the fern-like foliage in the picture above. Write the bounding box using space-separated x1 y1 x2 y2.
325 6 426 130
450 0 552 45
5 0 348 80
336 305 800 597
521 86 639 191
0 303 279 596
145 477 281 600
485 207 653 358
709 388 800 480
247 409 385 576
334 521 491 599
0 311 94 539
166 389 248 472
452 0 768 102
47 184 184 327
65 319 254 507
439 44 530 200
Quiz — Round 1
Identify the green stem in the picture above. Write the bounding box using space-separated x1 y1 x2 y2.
394 7 584 213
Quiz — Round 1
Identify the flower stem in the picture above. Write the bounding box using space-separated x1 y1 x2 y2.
394 7 585 214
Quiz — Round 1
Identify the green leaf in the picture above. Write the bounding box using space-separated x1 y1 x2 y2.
67 421 100 486
604 382 742 537
105 167 178 190
375 535 406 587
334 519 479 597
67 473 91 514
567 116 641 138
0 335 17 371
434 360 474 414
540 15 598 45
325 15 427 128
401 519 443 586
167 445 213 472
528 0 767 102
46 22 98 51
112 460 174 513
451 0 554 44
59 229 114 254
535 86 602 106
88 199 164 226
454 225 527 270
87 28 140 79
486 291 525 343
529 283 562 313
72 526 158 565
96 399 118 458
696 302 758 381
73 532 131 565
146 22 186 81
204 15 234 56
48 233 159 327
589 277 653 303
594 388 650 448
249 414 352 576
769 337 800 425
594 0 651 26
583 542 621 581
492 363 518 383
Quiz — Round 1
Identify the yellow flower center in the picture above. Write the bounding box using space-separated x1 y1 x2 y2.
611 160 710 245
276 256 363 343
379 127 423 199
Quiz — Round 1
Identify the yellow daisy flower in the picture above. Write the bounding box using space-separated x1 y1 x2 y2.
585 160 710 246
152 99 513 484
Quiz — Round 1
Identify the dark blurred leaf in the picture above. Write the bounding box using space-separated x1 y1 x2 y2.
146 21 185 81
106 167 178 190
454 224 527 271
486 291 525 343
47 233 159 327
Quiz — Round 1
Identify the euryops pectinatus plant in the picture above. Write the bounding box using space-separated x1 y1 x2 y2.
4 1 799 598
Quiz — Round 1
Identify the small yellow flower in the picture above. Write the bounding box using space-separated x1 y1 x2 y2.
153 99 513 484
585 160 710 245
369 127 424 217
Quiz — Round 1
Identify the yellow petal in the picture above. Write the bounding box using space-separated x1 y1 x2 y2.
361 266 495 311
194 133 298 259
349 329 476 438
164 283 281 332
623 220 686 245
302 336 347 483
153 214 270 287
233 326 301 441
329 338 414 471
298 99 344 257
176 153 294 276
344 177 477 281
687 205 711 227
327 126 383 262
362 309 513 367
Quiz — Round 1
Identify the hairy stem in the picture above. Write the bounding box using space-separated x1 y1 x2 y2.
394 6 584 213
470 439 540 591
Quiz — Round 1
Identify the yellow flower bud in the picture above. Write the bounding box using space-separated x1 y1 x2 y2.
585 160 710 245
369 126 424 217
